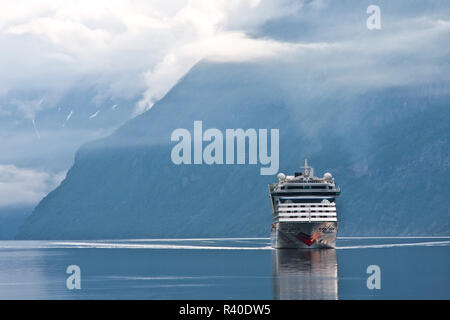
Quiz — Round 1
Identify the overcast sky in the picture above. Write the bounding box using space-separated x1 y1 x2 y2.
0 0 301 116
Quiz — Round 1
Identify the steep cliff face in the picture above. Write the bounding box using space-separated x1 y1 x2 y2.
17 61 450 239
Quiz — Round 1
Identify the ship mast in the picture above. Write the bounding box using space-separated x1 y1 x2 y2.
301 158 314 178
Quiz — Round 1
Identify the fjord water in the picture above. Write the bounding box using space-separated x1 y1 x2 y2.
0 238 449 299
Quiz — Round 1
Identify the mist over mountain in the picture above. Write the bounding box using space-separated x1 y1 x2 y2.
0 85 137 171
17 58 450 239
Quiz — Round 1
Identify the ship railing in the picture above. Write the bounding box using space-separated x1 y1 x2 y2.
275 217 338 222
274 208 337 222
278 188 338 191
277 209 336 214
277 203 336 208
276 211 336 217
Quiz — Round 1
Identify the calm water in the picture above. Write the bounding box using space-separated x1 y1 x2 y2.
0 237 449 299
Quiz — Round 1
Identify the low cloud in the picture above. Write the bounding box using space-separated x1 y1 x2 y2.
0 164 65 208
0 0 303 117
134 32 301 115
1 0 449 119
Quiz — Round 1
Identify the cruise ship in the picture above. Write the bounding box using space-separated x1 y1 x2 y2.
269 159 341 249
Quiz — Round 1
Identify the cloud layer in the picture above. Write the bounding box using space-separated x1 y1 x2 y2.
0 164 65 208
0 0 301 116
2 0 448 118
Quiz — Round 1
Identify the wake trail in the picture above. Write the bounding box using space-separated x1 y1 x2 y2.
337 240 450 250
51 242 274 250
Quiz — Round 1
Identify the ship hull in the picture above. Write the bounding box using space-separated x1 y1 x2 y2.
271 221 337 249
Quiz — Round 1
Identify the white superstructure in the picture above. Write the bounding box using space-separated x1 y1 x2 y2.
269 159 341 248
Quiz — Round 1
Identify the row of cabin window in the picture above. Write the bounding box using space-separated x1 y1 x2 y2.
282 210 335 213
282 204 333 207
284 216 335 218
282 186 333 190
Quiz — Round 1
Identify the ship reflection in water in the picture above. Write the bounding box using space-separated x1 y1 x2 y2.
272 249 338 300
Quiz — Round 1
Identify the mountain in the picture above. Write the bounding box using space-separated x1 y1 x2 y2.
0 85 138 239
0 84 137 172
0 206 33 240
16 60 450 239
